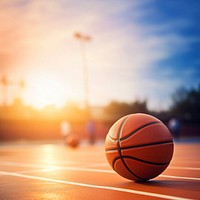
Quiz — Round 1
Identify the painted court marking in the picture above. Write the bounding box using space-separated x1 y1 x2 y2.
0 170 193 200
0 161 200 181
169 167 200 171
160 175 200 181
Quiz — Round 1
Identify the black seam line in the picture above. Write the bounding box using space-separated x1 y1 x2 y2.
122 156 169 166
120 121 161 141
112 156 121 168
105 140 173 152
112 116 129 169
117 116 144 180
120 140 173 150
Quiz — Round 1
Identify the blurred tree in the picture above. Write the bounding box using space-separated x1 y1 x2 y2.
62 102 90 121
170 85 200 122
104 100 149 120
130 100 149 113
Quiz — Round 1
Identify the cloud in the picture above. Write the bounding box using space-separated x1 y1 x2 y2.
0 0 199 109
0 0 194 71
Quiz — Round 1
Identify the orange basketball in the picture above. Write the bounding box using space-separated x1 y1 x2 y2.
105 113 174 182
66 135 80 148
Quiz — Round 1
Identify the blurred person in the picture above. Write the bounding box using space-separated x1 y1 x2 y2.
60 120 71 140
168 118 181 139
86 119 96 145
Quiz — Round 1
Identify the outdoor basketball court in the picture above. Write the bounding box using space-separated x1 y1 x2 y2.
0 140 199 200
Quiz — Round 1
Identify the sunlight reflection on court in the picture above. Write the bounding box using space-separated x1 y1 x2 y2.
40 144 61 172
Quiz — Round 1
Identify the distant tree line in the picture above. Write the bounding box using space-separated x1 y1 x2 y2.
104 100 148 121
104 85 200 123
170 85 200 122
1 84 199 124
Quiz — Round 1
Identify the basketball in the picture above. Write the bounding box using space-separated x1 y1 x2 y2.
66 135 80 148
105 113 174 182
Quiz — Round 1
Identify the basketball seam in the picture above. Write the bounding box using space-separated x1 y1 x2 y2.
115 115 145 181
121 155 170 166
105 140 173 152
111 116 130 169
120 121 161 141
112 156 169 168
112 156 121 168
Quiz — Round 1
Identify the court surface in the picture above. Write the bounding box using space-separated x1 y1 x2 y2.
0 140 199 200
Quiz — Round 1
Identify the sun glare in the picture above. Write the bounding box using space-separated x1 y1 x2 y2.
24 72 67 109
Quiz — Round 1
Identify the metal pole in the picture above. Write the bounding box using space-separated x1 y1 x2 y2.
80 39 89 108
74 32 91 109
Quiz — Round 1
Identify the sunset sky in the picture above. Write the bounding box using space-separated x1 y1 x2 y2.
0 0 199 110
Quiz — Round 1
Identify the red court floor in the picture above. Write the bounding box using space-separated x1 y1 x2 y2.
0 141 199 200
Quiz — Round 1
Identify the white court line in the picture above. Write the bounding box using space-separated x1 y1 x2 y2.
79 163 109 168
0 170 193 200
0 161 46 169
49 160 200 171
160 175 200 181
0 161 200 181
81 163 200 171
2 161 200 171
79 162 200 172
58 160 92 166
68 163 200 172
169 167 200 171
0 161 113 173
